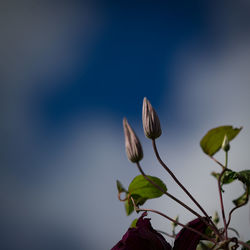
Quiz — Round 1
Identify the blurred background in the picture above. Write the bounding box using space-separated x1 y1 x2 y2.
1 1 250 249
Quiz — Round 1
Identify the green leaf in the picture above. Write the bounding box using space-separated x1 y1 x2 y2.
125 198 134 215
130 218 138 228
133 195 147 206
123 175 167 216
211 169 250 203
211 169 237 185
116 180 127 193
204 226 214 238
211 172 220 180
231 170 250 206
212 211 220 225
200 126 242 156
233 186 249 206
171 215 179 228
197 241 214 250
211 169 250 187
124 195 147 216
236 170 250 186
128 175 167 199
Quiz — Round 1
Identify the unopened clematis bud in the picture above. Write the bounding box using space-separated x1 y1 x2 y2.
171 215 179 228
212 211 219 224
222 134 230 152
123 118 143 163
142 97 162 139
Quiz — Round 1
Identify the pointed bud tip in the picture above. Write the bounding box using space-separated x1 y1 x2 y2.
213 211 220 224
171 215 179 228
142 97 162 139
122 117 128 127
222 134 230 152
123 118 143 163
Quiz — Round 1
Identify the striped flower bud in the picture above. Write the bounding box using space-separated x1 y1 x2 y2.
123 118 143 163
222 134 230 152
142 97 162 139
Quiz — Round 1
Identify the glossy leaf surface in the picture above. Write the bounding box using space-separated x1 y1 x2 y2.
116 180 127 193
200 126 242 156
128 175 167 199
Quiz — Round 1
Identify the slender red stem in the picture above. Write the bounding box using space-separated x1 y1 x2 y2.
136 162 220 238
209 155 225 169
226 186 249 231
156 230 175 238
218 167 228 239
238 240 250 250
118 192 127 202
151 139 222 239
130 197 216 243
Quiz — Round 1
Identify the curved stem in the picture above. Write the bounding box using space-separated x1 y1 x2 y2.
118 192 127 202
238 240 250 250
226 185 249 230
130 197 216 244
136 163 200 217
209 155 225 169
156 230 175 238
151 139 222 239
218 152 228 239
136 162 220 239
227 228 239 237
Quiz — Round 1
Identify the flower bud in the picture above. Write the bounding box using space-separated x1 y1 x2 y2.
142 97 162 139
212 211 220 224
171 215 179 228
123 118 143 163
222 134 230 152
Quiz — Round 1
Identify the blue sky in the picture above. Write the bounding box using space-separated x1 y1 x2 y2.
1 1 250 249
36 2 209 128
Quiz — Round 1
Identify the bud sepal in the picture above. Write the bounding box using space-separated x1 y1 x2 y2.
123 118 143 163
142 97 162 139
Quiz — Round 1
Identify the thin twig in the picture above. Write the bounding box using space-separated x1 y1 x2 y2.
226 186 249 231
136 162 220 239
209 155 225 169
238 240 250 250
118 192 128 202
151 139 222 239
199 241 214 250
156 230 175 238
130 197 216 244
227 228 240 237
218 167 228 239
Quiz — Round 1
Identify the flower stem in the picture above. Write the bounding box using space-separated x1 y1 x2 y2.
238 240 250 249
156 230 175 238
151 139 221 239
136 162 220 239
218 151 228 239
226 185 249 231
130 197 216 244
209 155 225 169
118 192 128 202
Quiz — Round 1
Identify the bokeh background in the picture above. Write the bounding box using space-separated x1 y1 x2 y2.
1 1 250 249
